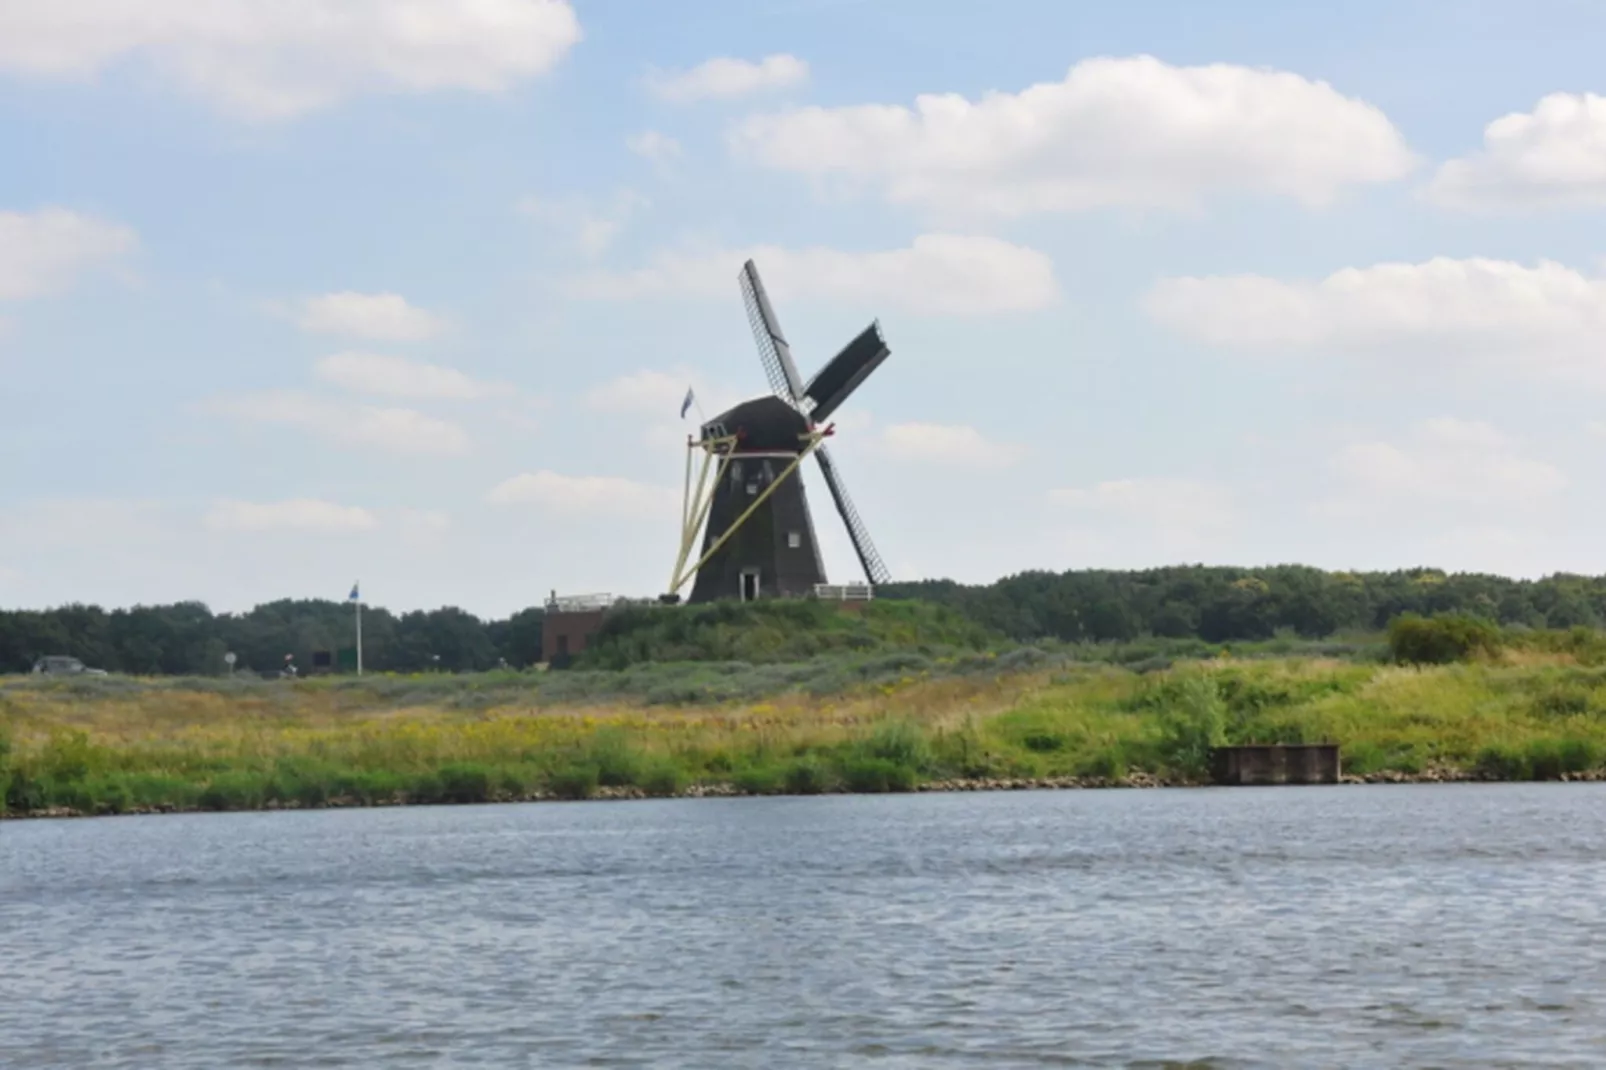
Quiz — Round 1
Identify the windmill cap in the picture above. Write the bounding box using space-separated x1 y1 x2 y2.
701 395 812 452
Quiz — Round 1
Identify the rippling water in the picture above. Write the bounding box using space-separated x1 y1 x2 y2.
4 784 1606 1067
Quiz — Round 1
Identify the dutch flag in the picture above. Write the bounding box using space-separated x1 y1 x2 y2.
680 386 695 419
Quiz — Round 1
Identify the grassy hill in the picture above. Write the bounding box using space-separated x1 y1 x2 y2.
571 598 1000 668
6 622 1606 816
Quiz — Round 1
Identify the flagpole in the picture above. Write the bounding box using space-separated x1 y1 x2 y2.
354 586 364 676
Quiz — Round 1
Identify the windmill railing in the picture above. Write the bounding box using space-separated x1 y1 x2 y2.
814 583 875 602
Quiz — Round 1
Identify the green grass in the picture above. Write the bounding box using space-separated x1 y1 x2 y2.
8 645 1606 816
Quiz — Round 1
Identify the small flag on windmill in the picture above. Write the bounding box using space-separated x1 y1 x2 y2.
680 386 695 419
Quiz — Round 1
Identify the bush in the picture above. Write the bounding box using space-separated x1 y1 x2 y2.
336 769 406 804
548 763 600 800
732 765 783 794
587 728 642 787
1022 732 1065 754
1525 738 1599 780
861 720 930 770
1154 674 1227 777
198 771 267 811
782 756 829 795
638 758 688 797
121 773 200 810
1473 744 1529 781
438 762 493 804
42 728 96 784
839 756 917 793
1387 613 1504 665
1076 745 1127 780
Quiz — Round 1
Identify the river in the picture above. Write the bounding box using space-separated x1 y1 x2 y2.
3 783 1604 1067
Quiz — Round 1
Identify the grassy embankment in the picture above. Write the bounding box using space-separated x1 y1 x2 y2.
5 603 1606 817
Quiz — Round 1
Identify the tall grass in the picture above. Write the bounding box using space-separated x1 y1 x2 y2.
7 650 1606 816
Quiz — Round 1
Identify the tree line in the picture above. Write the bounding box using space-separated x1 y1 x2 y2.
8 564 1606 675
881 565 1606 643
0 599 544 676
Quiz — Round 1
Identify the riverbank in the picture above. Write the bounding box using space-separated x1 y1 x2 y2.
10 766 1606 820
7 653 1606 818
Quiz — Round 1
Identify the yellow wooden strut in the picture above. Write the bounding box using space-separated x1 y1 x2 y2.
669 433 737 594
668 428 827 597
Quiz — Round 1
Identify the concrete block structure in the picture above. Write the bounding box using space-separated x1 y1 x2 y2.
1211 743 1341 785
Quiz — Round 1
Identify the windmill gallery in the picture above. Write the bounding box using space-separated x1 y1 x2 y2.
541 259 894 664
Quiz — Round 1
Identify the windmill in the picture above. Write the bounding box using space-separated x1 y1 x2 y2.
667 260 893 604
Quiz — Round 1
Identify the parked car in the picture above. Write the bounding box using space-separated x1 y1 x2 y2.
30 655 108 677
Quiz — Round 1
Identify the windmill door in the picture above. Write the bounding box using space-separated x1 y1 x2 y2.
740 569 761 602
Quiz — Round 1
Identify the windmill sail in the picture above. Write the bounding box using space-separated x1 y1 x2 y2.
804 321 889 424
814 444 891 585
739 260 806 405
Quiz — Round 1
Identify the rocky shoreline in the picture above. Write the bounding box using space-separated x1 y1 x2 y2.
6 766 1606 820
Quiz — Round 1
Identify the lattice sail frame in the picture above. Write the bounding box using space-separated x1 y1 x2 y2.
731 259 894 589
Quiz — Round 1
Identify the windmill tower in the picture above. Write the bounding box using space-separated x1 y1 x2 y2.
667 260 893 604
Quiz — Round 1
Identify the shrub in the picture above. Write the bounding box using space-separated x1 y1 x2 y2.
1076 745 1127 780
121 773 200 810
337 769 406 804
198 771 267 811
587 728 642 787
1525 739 1599 780
1387 613 1504 665
548 763 600 800
782 756 829 795
407 772 444 804
861 720 930 770
839 756 916 793
1473 744 1529 781
638 759 688 797
1022 732 1065 754
732 765 783 794
42 728 97 784
438 762 493 804
1532 684 1593 718
1154 673 1228 777
5 764 46 812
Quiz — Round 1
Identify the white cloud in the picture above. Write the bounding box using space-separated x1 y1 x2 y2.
0 208 136 301
1428 92 1606 212
518 190 647 258
881 422 1026 467
0 0 583 120
647 54 808 103
1318 418 1567 516
569 233 1058 315
584 368 741 418
486 470 676 516
1050 478 1236 532
399 508 452 548
1145 256 1606 387
586 369 692 414
314 352 512 401
205 498 378 533
730 54 1415 219
211 391 471 456
299 292 444 342
627 130 683 170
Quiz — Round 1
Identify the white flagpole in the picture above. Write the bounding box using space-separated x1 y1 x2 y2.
355 587 364 676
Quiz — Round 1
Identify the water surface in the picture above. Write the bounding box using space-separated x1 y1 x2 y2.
4 784 1604 1067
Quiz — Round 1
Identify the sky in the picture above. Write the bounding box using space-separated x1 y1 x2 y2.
5 0 1606 617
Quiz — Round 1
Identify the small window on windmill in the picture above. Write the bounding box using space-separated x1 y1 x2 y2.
746 481 758 495
787 531 801 549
